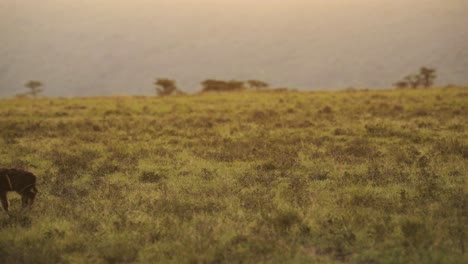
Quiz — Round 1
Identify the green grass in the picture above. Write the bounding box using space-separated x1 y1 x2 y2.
0 88 467 263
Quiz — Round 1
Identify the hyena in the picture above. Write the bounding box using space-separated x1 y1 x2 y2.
0 168 38 212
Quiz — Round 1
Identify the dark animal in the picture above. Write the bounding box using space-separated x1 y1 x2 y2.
0 168 38 212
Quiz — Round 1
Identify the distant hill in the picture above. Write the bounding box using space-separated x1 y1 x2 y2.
1 0 467 97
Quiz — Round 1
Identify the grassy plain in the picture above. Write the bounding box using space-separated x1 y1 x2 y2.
0 88 467 263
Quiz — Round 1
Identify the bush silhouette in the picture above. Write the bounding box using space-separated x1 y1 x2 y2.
394 67 437 89
155 78 184 96
24 80 44 98
201 79 245 92
419 67 436 88
247 80 269 90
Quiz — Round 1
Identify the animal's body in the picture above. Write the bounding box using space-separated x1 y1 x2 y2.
0 168 38 212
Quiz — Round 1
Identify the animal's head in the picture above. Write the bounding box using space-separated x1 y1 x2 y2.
25 187 38 202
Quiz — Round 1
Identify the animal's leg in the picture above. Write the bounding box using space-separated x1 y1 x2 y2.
29 188 37 208
0 191 9 212
21 194 28 209
22 188 37 209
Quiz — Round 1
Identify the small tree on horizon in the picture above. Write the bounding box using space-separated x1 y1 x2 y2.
419 67 436 88
226 80 245 91
394 67 437 89
201 79 246 92
247 80 269 90
404 75 422 89
394 81 408 89
155 78 178 96
25 80 43 98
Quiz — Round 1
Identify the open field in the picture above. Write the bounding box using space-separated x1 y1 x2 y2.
0 88 467 263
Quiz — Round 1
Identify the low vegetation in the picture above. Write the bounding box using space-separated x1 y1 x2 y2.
16 80 44 99
394 67 437 89
0 87 466 263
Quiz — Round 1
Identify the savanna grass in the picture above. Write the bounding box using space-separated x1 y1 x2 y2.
0 87 466 263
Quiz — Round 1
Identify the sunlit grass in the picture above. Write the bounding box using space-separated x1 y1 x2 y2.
0 87 467 263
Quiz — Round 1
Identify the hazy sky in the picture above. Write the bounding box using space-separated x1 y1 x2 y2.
1 0 467 97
